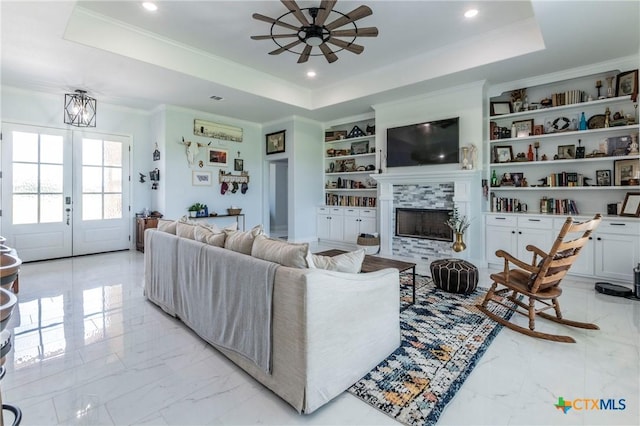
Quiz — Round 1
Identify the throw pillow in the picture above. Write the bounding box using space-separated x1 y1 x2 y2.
251 235 309 268
157 219 177 234
309 249 365 273
193 225 226 247
224 224 264 255
176 222 198 240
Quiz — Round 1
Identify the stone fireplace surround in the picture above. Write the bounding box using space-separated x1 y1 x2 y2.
372 170 481 275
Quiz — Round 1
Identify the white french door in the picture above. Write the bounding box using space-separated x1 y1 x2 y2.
1 124 131 261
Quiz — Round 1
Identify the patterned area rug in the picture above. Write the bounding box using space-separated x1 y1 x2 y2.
349 274 515 426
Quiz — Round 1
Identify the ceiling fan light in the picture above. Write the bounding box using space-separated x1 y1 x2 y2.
464 9 478 18
142 2 158 12
306 35 324 47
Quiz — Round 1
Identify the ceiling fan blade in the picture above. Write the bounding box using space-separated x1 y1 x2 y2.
319 43 338 63
281 0 310 26
315 0 337 26
253 13 300 31
269 39 303 55
327 38 364 54
331 27 378 38
297 45 312 64
325 5 372 30
251 34 298 40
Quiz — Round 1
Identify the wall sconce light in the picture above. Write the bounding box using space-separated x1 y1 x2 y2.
64 89 96 127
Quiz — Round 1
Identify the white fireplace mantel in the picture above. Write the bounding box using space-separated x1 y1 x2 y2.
371 169 482 266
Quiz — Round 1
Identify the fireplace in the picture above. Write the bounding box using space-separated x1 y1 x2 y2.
395 208 453 241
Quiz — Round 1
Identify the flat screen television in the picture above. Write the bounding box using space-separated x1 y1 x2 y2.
386 117 459 167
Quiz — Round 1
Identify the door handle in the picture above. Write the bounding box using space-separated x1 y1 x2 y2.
65 208 71 225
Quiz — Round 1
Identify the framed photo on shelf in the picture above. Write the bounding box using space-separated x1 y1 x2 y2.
266 130 286 155
596 169 611 186
493 145 513 163
490 101 512 116
557 144 576 159
351 140 369 155
620 192 640 217
614 158 640 186
511 172 524 187
192 171 212 186
207 148 228 167
513 119 534 137
615 69 638 97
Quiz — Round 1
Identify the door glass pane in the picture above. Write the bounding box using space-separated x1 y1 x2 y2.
104 194 122 219
40 135 64 164
83 194 102 220
40 164 63 193
82 166 102 193
104 141 122 167
40 194 63 223
82 139 102 166
103 167 121 192
12 132 38 162
13 194 38 224
12 164 38 193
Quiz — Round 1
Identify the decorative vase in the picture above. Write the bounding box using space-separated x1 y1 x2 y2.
452 232 466 252
461 146 469 170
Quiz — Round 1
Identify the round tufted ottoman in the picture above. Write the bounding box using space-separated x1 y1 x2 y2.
430 258 478 294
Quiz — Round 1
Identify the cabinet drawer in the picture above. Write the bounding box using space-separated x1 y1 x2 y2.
360 209 377 218
517 216 553 229
344 208 360 217
317 207 330 214
330 208 344 216
599 220 640 235
486 215 517 227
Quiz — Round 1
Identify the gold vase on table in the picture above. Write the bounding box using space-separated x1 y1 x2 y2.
452 232 466 252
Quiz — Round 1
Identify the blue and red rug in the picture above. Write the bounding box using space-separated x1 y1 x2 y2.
349 274 514 426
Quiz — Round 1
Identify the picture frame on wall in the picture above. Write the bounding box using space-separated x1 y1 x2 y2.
266 130 286 155
614 158 640 186
207 148 228 167
234 158 244 172
192 171 212 186
615 69 638 97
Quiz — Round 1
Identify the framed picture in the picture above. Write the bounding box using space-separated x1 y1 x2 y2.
207 148 228 167
490 101 512 116
596 169 611 186
606 135 631 156
616 70 638 97
351 140 369 155
614 159 640 186
511 172 524 187
620 192 640 217
557 144 576 159
493 145 513 163
533 124 544 135
234 158 244 171
513 119 534 137
266 130 286 155
194 119 243 142
192 171 212 186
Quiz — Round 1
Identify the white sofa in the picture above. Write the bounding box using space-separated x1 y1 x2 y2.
144 228 400 414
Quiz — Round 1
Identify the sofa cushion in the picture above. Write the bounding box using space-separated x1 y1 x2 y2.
224 224 264 255
176 222 198 240
309 249 365 273
193 225 226 247
157 219 177 234
251 235 309 268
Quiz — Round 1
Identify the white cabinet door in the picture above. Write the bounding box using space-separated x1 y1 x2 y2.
343 214 360 243
316 214 330 240
359 216 377 235
329 214 344 241
569 236 595 276
486 226 517 264
595 233 639 282
517 228 554 264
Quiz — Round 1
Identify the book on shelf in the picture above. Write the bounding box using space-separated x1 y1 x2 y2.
539 197 579 215
547 172 584 187
325 194 376 207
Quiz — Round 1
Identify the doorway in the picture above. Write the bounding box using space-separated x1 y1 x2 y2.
268 160 288 239
1 123 131 261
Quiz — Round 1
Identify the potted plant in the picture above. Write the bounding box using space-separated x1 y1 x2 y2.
445 207 470 252
188 203 204 218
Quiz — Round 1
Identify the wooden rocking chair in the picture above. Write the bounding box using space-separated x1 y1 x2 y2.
477 214 602 343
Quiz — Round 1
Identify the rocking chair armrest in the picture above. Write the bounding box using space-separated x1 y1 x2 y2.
495 249 540 274
526 245 548 259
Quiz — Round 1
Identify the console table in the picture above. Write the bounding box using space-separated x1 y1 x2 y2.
192 214 245 231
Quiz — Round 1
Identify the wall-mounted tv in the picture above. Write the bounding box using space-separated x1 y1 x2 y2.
386 117 459 167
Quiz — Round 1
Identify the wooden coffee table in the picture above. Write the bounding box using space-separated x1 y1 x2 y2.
315 249 417 306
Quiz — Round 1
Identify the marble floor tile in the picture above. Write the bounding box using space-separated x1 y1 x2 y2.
1 249 638 426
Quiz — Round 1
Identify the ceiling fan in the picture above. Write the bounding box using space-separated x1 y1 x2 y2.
251 0 378 64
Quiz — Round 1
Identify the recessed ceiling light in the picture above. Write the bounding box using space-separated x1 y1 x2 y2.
464 9 478 18
307 71 317 78
142 2 158 12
